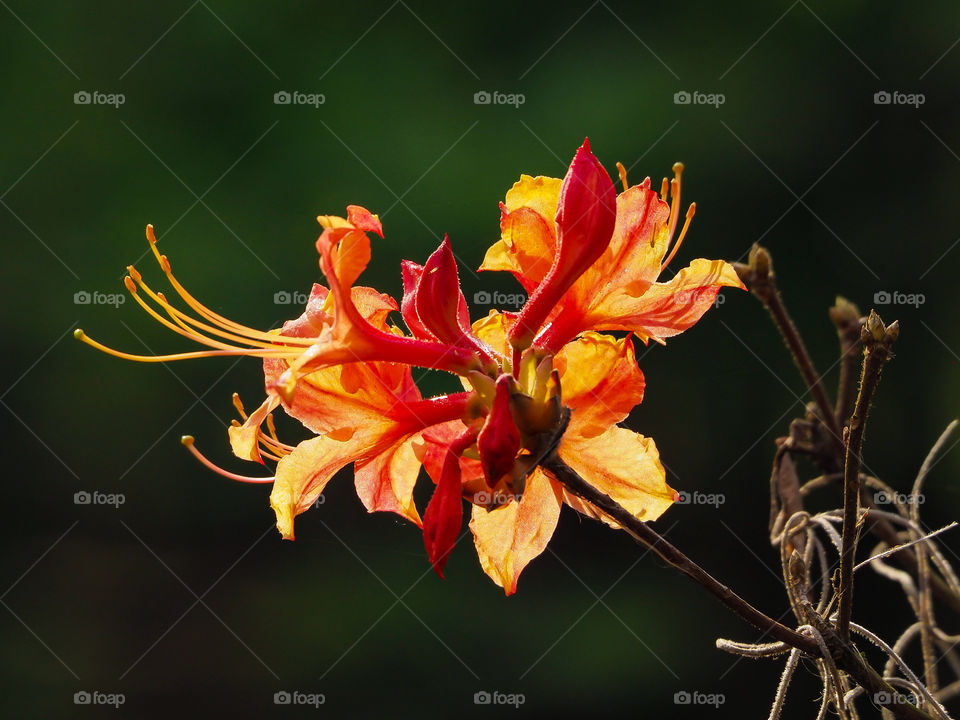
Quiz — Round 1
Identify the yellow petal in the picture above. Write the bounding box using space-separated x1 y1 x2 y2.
505 174 562 223
270 434 360 540
470 310 512 358
553 332 644 437
557 426 675 526
479 176 562 290
228 395 280 462
469 468 562 595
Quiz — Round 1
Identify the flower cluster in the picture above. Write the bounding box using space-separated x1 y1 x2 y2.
77 139 743 593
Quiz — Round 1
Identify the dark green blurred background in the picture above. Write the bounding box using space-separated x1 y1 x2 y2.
2 1 958 717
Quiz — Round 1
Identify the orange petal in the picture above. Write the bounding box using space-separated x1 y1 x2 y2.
354 435 423 526
469 468 562 595
553 332 644 437
479 175 562 290
590 258 744 343
557 426 675 527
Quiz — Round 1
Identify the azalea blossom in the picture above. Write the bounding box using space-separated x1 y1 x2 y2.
76 138 742 593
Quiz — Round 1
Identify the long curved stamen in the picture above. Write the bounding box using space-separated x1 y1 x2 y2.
145 225 301 344
181 436 275 483
665 162 683 243
147 280 313 350
73 328 293 362
123 276 255 353
77 225 326 362
660 202 696 272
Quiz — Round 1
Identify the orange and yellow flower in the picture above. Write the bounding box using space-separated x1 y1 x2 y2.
76 138 742 593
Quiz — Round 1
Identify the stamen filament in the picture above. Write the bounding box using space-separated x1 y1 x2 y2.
665 162 684 243
181 436 275 483
149 284 313 349
616 162 629 192
660 202 696 272
74 329 297 362
145 225 311 346
232 393 248 420
124 276 252 353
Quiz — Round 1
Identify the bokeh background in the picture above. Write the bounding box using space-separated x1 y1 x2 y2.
1 1 958 717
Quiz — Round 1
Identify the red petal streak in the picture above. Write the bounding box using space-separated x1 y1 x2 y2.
423 427 478 577
477 375 521 487
507 138 616 350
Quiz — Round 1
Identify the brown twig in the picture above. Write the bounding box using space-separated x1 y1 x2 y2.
542 448 940 719
540 447 818 655
831 296 863 428
837 310 899 641
734 245 844 454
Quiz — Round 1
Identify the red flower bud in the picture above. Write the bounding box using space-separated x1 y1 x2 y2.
507 138 616 351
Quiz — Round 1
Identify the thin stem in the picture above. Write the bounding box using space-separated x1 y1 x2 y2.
735 246 843 450
831 296 862 428
911 421 958 692
837 311 898 641
541 450 820 655
542 449 940 720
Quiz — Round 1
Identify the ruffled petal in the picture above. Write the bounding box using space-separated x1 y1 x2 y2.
588 258 745 343
354 435 423 526
469 468 562 595
553 332 645 437
557 426 676 526
270 434 361 540
479 175 562 291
